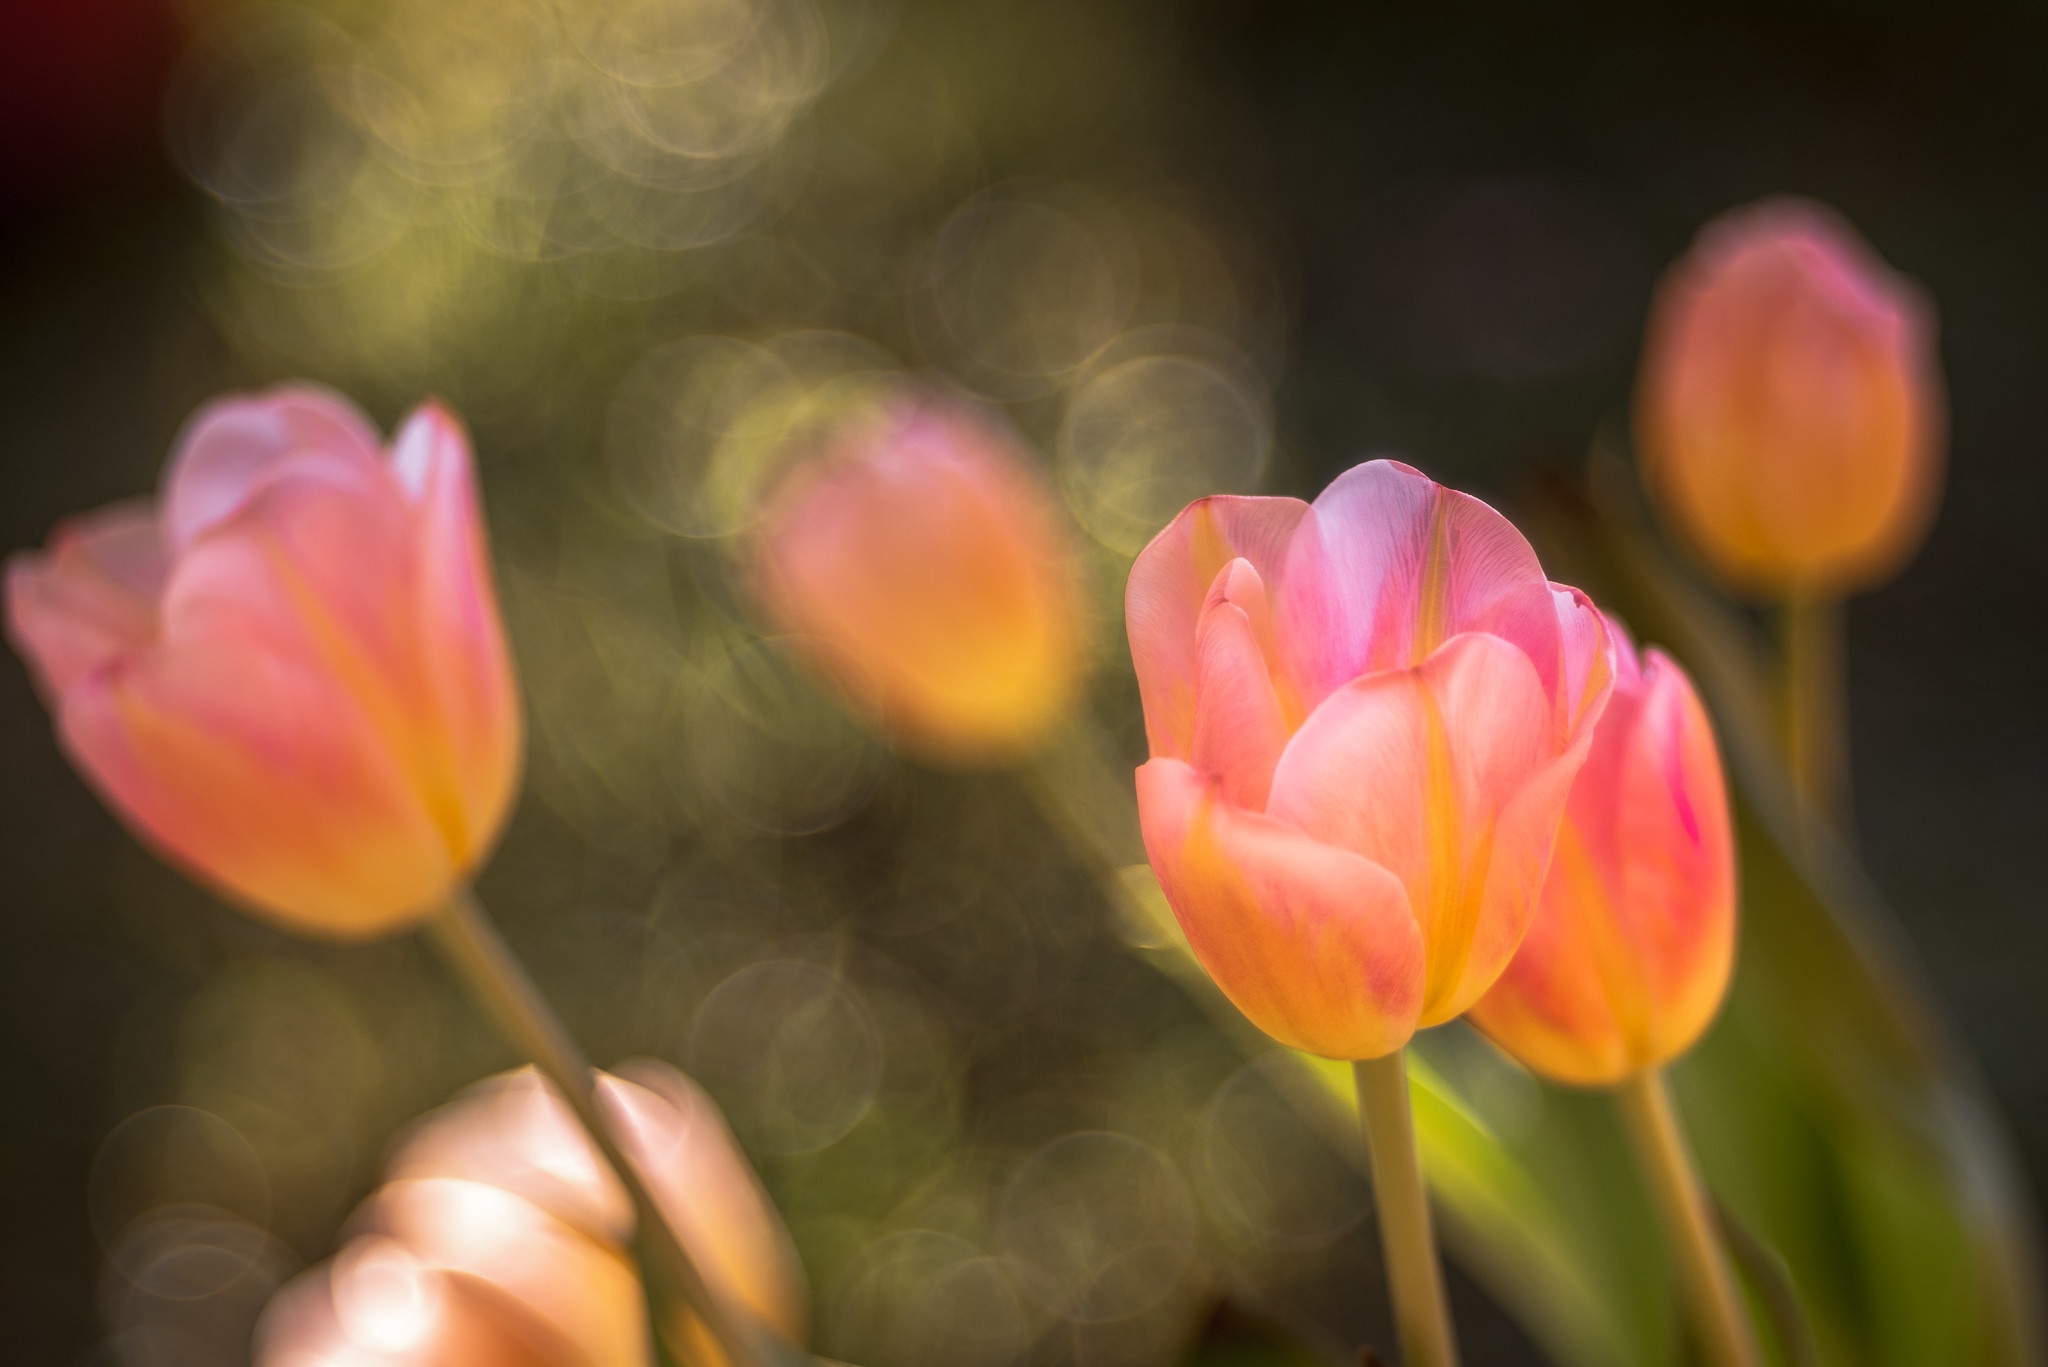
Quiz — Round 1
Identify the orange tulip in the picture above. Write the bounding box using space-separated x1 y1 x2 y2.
1126 461 1615 1060
1636 197 1946 595
751 395 1082 764
256 1064 808 1367
1468 620 1737 1085
5 385 521 938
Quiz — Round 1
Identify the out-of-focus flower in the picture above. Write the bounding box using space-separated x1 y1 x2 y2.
256 1064 809 1366
5 385 521 938
1126 460 1614 1060
751 396 1082 765
1468 620 1736 1086
1636 197 1946 596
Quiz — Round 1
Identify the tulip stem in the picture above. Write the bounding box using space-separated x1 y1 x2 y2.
1617 1068 1761 1367
1354 1052 1460 1367
1781 592 1846 835
426 889 776 1367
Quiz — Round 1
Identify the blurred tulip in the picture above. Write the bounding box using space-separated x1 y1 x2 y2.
1636 197 1945 596
1126 460 1615 1059
256 1064 808 1367
751 396 1082 764
5 385 521 938
1468 619 1736 1086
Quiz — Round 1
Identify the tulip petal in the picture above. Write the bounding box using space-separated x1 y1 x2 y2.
1277 460 1563 716
1137 757 1422 1059
1267 632 1555 1022
163 384 382 553
59 635 455 937
1613 650 1736 1061
6 501 166 697
1470 646 1735 1082
1126 495 1309 760
391 403 521 863
604 1064 811 1343
1550 582 1616 745
1189 564 1292 810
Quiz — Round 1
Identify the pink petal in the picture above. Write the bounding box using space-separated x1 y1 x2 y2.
1137 757 1423 1060
1612 649 1736 1060
58 633 456 938
162 383 381 553
1189 564 1293 811
391 403 522 865
1266 631 1556 1021
1551 584 1619 746
1276 460 1563 715
1126 495 1309 760
6 501 166 697
1469 646 1735 1081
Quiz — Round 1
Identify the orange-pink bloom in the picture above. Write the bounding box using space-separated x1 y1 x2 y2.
1127 461 1615 1060
1636 197 1946 595
256 1064 809 1367
751 396 1081 764
1469 620 1736 1087
5 385 520 938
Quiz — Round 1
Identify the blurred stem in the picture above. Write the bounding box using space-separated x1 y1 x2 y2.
1354 1053 1460 1367
1616 1069 1761 1367
426 889 772 1367
1781 592 1846 836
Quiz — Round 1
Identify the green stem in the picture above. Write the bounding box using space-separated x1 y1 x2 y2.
1781 592 1846 835
1616 1069 1761 1367
425 889 774 1367
1355 1052 1460 1367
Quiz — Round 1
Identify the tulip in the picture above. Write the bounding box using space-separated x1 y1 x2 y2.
256 1064 809 1367
1468 621 1758 1367
1126 459 1615 1062
1635 197 1945 598
1467 619 1736 1086
5 384 521 938
751 395 1082 764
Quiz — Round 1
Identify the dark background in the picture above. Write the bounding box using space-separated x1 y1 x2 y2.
5 1 2047 1363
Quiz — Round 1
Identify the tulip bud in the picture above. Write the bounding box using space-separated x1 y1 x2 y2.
1126 461 1615 1060
255 1064 809 1367
5 385 521 939
751 395 1082 765
1468 621 1736 1086
1636 197 1945 596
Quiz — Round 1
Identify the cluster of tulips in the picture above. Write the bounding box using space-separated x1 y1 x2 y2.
8 191 1942 1367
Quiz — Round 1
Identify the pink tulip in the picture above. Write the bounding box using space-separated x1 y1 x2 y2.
5 385 520 938
751 396 1082 764
1468 620 1736 1086
1636 197 1946 595
256 1064 809 1367
1127 461 1614 1059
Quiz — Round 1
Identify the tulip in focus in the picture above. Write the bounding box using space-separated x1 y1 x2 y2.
1468 620 1736 1086
256 1063 809 1367
5 385 521 938
1126 460 1615 1060
751 395 1082 764
1636 197 1946 596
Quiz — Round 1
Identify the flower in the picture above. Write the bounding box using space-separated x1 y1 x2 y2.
255 1064 809 1367
1635 197 1946 596
5 384 520 938
751 395 1081 764
1127 460 1614 1060
1468 620 1736 1086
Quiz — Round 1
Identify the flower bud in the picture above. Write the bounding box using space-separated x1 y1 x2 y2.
256 1064 808 1366
5 385 521 938
1635 197 1945 596
1468 621 1736 1086
751 396 1082 764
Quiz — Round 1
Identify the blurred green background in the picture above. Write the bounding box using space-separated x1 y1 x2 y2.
4 1 2047 1365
